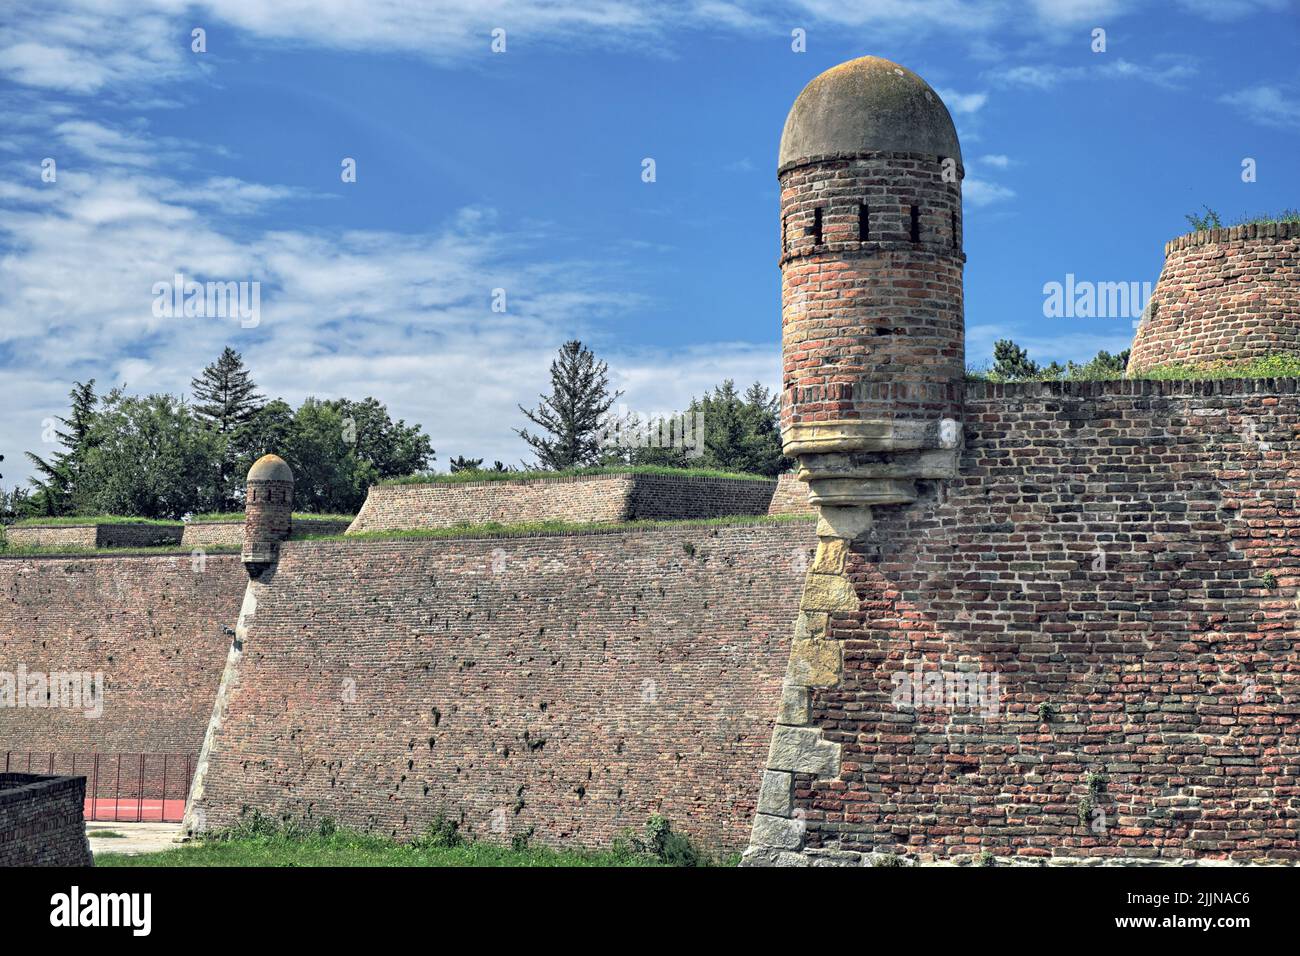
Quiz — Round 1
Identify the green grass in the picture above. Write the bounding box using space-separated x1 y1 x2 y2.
0 541 240 558
1137 353 1300 380
10 514 183 527
87 830 127 839
967 352 1300 384
96 813 732 868
96 831 669 867
1230 209 1300 226
384 464 773 485
188 511 355 523
303 512 815 544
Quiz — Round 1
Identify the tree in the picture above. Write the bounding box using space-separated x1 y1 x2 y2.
24 380 101 515
991 340 1040 380
192 348 265 510
516 340 621 470
191 348 264 433
77 393 218 518
449 456 484 473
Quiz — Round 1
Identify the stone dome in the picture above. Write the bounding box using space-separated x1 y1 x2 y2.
247 454 293 483
778 56 962 169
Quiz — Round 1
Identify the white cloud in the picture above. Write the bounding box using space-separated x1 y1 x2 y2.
980 153 1013 167
990 56 1196 91
0 1 1254 95
1219 84 1300 129
936 87 989 115
0 153 775 485
963 177 1016 206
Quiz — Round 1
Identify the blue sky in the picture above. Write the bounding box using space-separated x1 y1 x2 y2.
1 1 1298 482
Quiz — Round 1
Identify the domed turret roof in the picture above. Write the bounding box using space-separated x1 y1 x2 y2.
778 56 962 169
247 454 293 483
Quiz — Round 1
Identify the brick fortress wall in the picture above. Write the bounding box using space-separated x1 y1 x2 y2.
768 472 815 515
752 379 1300 864
0 553 247 773
180 518 353 549
6 524 184 550
0 774 92 866
1128 224 1300 374
347 472 778 534
187 520 817 852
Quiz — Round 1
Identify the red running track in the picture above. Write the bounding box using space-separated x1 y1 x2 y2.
84 799 187 823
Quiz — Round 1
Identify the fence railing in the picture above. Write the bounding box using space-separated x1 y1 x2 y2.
2 752 195 823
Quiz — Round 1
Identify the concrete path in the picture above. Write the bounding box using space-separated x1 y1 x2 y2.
87 821 182 858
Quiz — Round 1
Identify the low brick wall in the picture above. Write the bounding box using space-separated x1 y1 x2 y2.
181 518 352 549
6 524 183 550
767 472 814 515
348 473 777 533
0 773 92 866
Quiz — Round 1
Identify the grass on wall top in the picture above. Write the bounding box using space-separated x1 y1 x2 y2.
11 511 354 527
967 352 1300 384
186 512 356 523
9 515 184 527
382 464 774 486
301 512 815 544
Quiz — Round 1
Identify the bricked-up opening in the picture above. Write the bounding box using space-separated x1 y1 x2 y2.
809 207 823 245
951 211 959 249
909 204 920 242
781 214 787 253
858 204 869 241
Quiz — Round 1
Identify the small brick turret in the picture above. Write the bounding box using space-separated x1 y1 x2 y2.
241 454 293 570
778 56 965 507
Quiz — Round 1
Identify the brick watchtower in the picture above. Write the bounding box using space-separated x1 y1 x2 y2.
779 56 965 508
241 454 293 571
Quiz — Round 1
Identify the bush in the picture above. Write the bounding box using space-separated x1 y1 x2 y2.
412 813 463 850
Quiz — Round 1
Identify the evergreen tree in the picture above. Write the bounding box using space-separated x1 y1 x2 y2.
449 456 484 472
24 380 100 515
991 340 1040 380
191 348 264 433
516 340 621 470
192 348 265 510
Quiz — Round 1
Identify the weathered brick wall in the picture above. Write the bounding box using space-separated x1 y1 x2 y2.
0 773 92 866
775 379 1300 863
768 472 815 515
189 520 817 851
1128 224 1300 374
181 518 352 549
347 473 776 533
4 527 98 550
779 153 964 435
0 553 246 766
625 474 775 519
5 524 183 550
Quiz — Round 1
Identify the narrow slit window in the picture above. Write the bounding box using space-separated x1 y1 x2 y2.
858 203 870 241
951 211 959 249
809 207 823 245
909 204 920 242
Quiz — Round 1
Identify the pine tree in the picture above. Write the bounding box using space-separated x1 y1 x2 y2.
449 456 484 472
191 348 264 510
991 340 1040 380
516 341 621 470
192 348 264 434
24 380 99 515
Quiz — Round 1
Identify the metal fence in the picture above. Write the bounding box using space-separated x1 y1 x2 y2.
2 752 195 823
